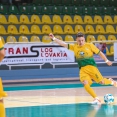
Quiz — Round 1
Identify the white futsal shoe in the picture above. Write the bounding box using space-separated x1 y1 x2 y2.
91 97 101 105
109 78 117 87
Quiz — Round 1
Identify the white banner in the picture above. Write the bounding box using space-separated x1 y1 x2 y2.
114 43 117 61
1 43 75 64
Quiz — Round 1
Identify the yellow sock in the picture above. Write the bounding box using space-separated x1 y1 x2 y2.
0 78 7 98
84 84 97 98
0 37 4 50
103 78 112 85
0 102 5 117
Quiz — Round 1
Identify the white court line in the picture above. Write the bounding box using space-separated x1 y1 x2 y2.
6 85 112 92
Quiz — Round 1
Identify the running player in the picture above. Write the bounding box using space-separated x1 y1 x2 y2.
0 37 7 117
49 32 117 105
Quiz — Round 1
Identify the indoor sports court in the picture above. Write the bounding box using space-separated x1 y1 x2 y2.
0 0 117 117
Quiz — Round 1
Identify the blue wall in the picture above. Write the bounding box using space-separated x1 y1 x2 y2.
0 66 117 81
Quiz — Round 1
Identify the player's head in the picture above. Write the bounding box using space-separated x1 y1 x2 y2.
76 32 85 46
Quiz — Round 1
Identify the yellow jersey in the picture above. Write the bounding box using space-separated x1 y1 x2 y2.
68 43 100 69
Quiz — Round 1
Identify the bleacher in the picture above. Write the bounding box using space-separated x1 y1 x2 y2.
0 0 117 56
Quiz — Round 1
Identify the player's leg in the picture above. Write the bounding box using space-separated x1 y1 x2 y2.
89 66 116 87
108 78 117 87
0 78 7 97
80 77 97 98
0 78 7 117
99 77 117 87
80 70 101 104
0 99 6 117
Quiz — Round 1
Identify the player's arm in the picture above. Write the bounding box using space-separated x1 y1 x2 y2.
0 38 5 62
0 49 5 62
90 43 112 66
98 51 112 66
49 33 68 48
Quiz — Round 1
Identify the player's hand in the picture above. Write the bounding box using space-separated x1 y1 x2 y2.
106 60 113 66
49 33 54 39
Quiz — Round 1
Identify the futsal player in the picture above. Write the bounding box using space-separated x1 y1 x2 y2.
49 32 117 105
0 37 7 117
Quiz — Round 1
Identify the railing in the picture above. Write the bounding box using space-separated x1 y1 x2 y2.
3 40 117 70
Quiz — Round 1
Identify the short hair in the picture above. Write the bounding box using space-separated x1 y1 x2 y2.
76 32 85 38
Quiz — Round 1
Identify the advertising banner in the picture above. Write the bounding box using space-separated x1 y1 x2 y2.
1 43 75 64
